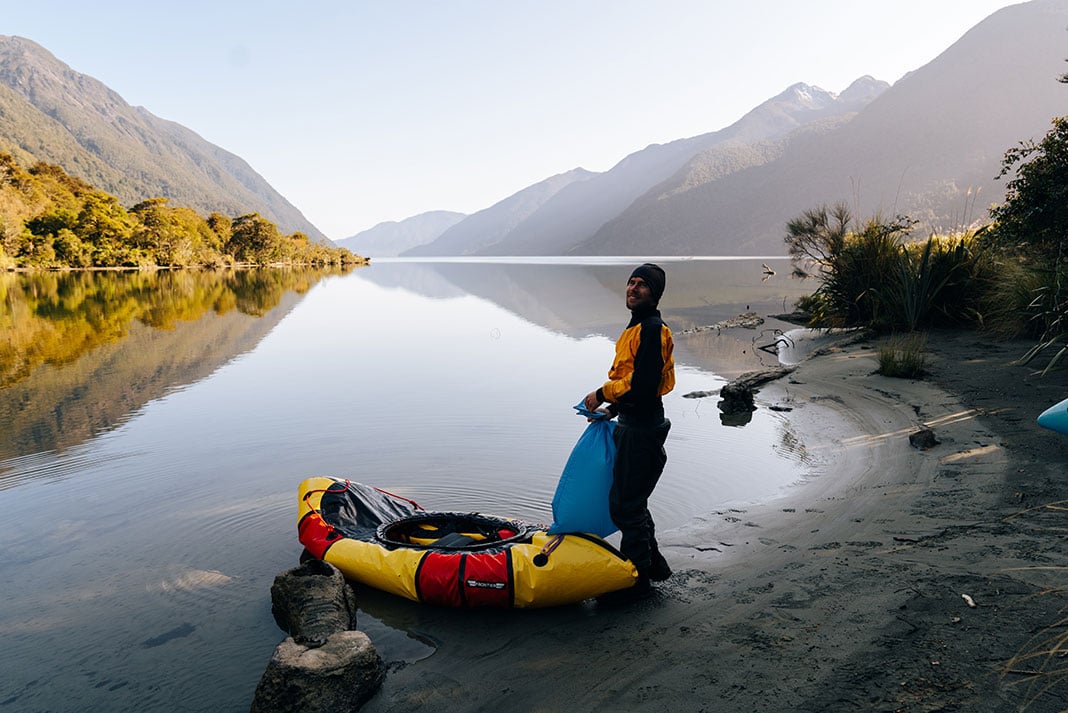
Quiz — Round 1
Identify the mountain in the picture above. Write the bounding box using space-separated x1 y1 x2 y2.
577 0 1068 255
337 210 466 257
0 35 328 243
404 168 595 256
411 78 887 257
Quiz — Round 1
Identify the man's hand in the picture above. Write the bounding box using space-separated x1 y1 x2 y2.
583 390 602 412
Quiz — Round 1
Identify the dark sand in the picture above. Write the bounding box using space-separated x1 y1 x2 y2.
357 329 1068 713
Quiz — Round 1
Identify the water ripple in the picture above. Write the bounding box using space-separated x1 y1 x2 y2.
0 447 140 492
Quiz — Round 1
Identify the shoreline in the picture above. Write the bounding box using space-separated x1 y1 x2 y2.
357 328 1068 712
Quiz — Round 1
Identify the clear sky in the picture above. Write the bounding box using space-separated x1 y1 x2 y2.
5 0 1019 240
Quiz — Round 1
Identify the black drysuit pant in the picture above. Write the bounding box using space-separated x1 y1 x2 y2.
609 418 670 574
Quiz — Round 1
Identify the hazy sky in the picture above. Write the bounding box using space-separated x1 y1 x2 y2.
6 1 1018 239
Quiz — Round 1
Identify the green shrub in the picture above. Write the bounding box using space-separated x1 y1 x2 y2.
787 204 994 334
879 232 995 332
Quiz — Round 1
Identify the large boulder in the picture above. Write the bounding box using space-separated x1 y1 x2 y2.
251 631 384 713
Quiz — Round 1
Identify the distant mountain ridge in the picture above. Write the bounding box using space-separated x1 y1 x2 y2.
336 211 466 257
0 35 328 242
407 77 889 257
404 168 596 256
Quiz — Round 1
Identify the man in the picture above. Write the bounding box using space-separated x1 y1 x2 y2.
583 263 675 601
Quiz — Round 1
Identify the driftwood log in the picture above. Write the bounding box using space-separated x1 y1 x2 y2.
717 366 797 415
676 311 765 335
252 559 384 713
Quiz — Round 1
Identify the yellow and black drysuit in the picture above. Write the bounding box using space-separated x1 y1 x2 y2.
596 302 675 577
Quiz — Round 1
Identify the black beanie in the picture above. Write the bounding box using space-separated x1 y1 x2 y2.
630 263 666 302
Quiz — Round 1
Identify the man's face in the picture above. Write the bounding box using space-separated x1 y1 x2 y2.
626 276 656 311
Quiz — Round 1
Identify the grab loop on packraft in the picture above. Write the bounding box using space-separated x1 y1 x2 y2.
532 534 565 567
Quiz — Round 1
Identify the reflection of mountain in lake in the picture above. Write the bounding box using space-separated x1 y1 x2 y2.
357 260 624 338
0 269 345 463
353 261 467 301
357 259 813 377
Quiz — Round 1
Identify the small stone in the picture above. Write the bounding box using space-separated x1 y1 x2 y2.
908 427 940 450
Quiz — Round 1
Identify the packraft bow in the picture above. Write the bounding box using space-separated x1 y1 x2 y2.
1038 396 1068 436
298 477 638 608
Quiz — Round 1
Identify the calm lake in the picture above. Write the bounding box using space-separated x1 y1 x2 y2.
0 258 820 712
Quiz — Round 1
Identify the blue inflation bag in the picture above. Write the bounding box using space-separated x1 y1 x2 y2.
547 403 618 537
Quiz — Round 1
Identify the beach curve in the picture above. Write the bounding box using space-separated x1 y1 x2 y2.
356 330 1068 713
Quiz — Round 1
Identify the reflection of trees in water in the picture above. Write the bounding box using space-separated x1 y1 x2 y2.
0 267 351 464
1 268 348 388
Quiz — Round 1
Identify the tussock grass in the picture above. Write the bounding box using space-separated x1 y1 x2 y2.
876 332 928 378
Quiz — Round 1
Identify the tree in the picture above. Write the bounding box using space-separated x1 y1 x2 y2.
989 114 1068 368
26 207 79 238
784 203 853 279
990 116 1068 255
130 198 217 266
205 212 231 252
76 191 137 266
227 213 284 264
52 228 92 267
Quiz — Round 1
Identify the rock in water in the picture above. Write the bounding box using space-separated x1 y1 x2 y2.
270 559 358 648
254 559 383 711
251 631 384 713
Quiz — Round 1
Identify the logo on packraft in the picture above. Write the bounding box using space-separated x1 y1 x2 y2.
466 579 506 589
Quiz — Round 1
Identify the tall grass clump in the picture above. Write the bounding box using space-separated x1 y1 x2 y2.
981 248 1068 374
876 332 928 378
980 257 1048 338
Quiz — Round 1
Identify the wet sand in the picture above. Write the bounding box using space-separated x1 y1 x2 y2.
357 329 1068 713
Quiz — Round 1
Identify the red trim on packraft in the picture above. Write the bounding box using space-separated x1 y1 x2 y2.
298 511 342 560
462 550 513 607
415 552 464 607
415 551 514 607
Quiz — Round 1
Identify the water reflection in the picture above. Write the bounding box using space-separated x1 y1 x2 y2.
0 267 350 466
362 257 813 376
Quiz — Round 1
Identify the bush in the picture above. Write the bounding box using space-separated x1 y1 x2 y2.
786 202 991 330
786 206 991 333
785 205 911 329
882 232 996 332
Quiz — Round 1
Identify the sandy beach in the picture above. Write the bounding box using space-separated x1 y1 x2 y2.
356 328 1068 713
